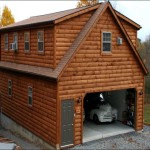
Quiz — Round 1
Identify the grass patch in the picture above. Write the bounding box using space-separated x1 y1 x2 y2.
144 104 150 124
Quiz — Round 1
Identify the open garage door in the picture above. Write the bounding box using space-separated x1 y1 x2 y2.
83 88 136 143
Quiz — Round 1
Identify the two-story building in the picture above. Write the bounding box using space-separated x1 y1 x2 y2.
0 2 148 149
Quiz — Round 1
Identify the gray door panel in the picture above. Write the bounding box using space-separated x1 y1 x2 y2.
61 100 74 146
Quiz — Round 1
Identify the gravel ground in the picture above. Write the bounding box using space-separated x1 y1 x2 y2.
0 127 42 150
70 126 150 150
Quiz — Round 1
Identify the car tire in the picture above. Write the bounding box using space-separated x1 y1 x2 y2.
93 114 100 124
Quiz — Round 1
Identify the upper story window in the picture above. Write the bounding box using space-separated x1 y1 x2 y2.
13 33 18 50
24 32 30 51
37 31 44 52
28 86 33 106
8 80 12 96
102 32 111 52
4 34 8 50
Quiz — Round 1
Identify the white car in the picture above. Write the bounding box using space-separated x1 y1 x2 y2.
89 93 117 124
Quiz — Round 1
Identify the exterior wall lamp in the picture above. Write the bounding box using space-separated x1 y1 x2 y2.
139 90 143 95
77 97 82 104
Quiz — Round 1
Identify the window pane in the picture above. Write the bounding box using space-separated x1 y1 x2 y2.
103 33 111 42
5 35 8 42
103 43 111 51
28 87 32 96
8 88 12 96
25 33 29 42
38 32 44 42
25 42 29 50
8 80 12 96
8 80 12 87
28 96 32 105
5 43 8 50
14 34 18 43
28 87 33 105
4 34 8 50
38 42 44 51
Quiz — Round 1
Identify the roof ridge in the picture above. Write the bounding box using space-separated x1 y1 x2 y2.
54 2 108 79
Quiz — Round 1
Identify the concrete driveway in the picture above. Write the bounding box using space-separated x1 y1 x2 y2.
71 126 150 149
83 121 134 143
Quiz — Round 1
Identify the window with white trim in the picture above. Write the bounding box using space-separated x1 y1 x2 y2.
102 32 111 52
4 34 8 50
37 31 44 52
24 32 30 51
8 80 12 96
13 33 18 50
28 86 33 106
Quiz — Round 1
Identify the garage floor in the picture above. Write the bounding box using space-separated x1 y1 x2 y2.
83 121 134 143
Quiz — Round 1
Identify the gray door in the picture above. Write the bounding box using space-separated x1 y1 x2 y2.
61 100 74 147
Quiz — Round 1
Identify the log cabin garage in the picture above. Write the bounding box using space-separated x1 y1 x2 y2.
0 1 148 150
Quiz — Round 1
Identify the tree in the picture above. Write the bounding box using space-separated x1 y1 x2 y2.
138 36 150 103
77 0 99 8
0 6 15 27
137 38 146 62
77 0 117 9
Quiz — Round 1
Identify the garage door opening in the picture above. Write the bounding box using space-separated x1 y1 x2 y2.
83 89 136 143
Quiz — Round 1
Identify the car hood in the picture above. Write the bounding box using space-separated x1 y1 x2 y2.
100 104 112 111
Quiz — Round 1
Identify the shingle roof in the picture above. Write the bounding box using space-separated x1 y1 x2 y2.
0 61 55 79
0 4 98 30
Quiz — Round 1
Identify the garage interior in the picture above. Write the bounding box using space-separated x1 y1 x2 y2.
83 89 136 143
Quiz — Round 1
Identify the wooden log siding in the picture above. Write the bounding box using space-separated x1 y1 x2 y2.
58 8 145 145
55 10 95 66
0 70 57 146
1 27 54 68
120 18 137 48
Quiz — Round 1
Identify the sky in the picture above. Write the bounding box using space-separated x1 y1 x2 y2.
0 1 150 41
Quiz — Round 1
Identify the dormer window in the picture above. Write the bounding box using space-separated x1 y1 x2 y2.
4 34 8 50
24 32 30 51
102 32 111 52
37 31 44 52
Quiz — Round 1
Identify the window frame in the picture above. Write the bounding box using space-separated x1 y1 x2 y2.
37 31 44 53
24 32 30 52
8 80 12 97
4 34 8 50
102 31 112 53
28 86 33 106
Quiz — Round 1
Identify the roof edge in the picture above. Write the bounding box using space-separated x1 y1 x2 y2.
0 61 57 79
54 3 101 24
0 20 54 32
115 10 141 30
